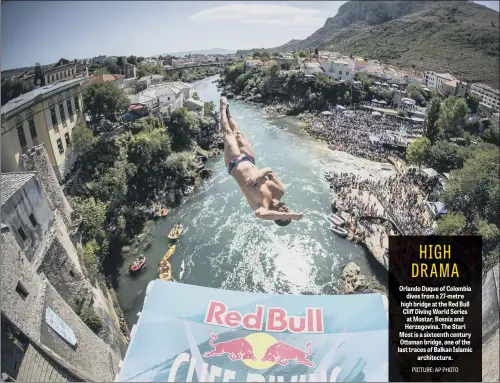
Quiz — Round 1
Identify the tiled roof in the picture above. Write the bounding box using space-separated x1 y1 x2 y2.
1 78 84 116
83 74 124 86
1 172 37 206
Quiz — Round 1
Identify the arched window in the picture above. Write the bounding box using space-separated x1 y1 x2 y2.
16 117 27 149
48 99 58 128
26 110 37 144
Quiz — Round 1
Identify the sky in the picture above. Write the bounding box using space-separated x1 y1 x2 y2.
1 1 499 70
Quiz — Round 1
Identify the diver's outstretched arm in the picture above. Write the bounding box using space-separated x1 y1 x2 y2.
255 208 303 221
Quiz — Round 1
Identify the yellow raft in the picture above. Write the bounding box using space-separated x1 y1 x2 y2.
163 245 176 261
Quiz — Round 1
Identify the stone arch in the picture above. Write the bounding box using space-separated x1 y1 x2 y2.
15 116 24 130
26 109 35 120
48 98 56 108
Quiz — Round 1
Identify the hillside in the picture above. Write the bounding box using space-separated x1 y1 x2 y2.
273 1 499 87
161 48 237 57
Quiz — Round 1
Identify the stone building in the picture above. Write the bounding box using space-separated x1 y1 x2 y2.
1 146 127 381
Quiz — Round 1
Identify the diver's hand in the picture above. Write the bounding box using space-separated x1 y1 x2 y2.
291 212 304 221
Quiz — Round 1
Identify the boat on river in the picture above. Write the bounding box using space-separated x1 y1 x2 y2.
328 214 344 226
158 260 172 281
154 208 169 219
129 255 146 273
168 224 183 240
330 225 348 238
163 245 176 261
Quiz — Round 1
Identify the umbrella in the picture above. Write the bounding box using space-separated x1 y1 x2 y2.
321 111 333 116
372 111 382 116
378 100 387 104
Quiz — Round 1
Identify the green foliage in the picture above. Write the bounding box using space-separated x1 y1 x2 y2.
71 124 96 156
435 212 466 235
116 56 124 68
355 72 372 92
314 48 319 55
436 96 467 138
406 137 431 169
443 147 499 223
192 91 200 101
298 52 308 58
1 78 35 106
405 83 425 103
129 115 164 133
137 65 163 79
127 55 137 65
83 240 99 286
167 107 200 150
93 67 110 75
164 152 196 179
204 101 215 117
466 93 480 114
83 82 130 123
72 197 108 243
423 97 442 144
80 307 103 334
425 140 465 173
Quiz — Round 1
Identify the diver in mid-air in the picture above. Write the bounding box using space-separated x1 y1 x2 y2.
219 96 303 226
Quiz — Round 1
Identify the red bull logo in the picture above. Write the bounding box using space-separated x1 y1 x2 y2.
261 341 315 367
204 301 324 333
203 333 257 361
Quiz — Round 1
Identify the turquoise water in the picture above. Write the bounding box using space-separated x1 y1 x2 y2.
116 76 393 327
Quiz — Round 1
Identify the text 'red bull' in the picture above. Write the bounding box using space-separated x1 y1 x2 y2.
204 301 324 333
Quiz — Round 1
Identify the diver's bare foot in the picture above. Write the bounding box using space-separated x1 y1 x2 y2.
220 96 228 111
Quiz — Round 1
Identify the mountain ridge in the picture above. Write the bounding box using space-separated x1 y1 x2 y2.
159 48 237 57
271 0 499 86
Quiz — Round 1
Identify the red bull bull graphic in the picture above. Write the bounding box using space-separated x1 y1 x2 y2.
204 333 257 361
116 281 389 382
261 340 315 367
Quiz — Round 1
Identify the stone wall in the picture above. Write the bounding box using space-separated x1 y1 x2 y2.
36 233 92 313
0 227 46 341
41 282 120 382
20 144 73 228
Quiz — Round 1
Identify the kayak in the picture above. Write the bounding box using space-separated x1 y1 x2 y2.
331 213 345 225
129 255 146 273
179 260 185 280
163 245 176 261
168 225 183 240
330 225 348 238
328 214 344 226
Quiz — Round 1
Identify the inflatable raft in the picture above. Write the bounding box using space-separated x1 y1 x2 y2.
330 225 348 238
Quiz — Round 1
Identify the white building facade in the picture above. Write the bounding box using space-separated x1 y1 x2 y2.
423 71 456 91
470 83 499 111
321 59 356 82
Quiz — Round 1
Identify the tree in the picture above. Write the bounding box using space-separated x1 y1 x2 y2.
137 57 144 63
72 124 97 156
83 82 130 123
426 140 465 173
437 96 467 138
204 101 215 117
192 91 200 101
127 55 137 65
314 48 319 55
443 148 499 221
80 307 103 334
166 107 200 150
164 152 196 179
1 78 35 105
72 197 108 243
406 137 431 169
466 93 480 114
94 67 110 75
116 56 124 68
405 83 424 102
82 240 99 286
299 52 308 58
423 97 442 144
435 212 466 235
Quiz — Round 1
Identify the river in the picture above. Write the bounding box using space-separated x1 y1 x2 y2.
116 75 394 327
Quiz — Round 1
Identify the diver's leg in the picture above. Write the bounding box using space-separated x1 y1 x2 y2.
220 97 240 167
226 107 255 159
